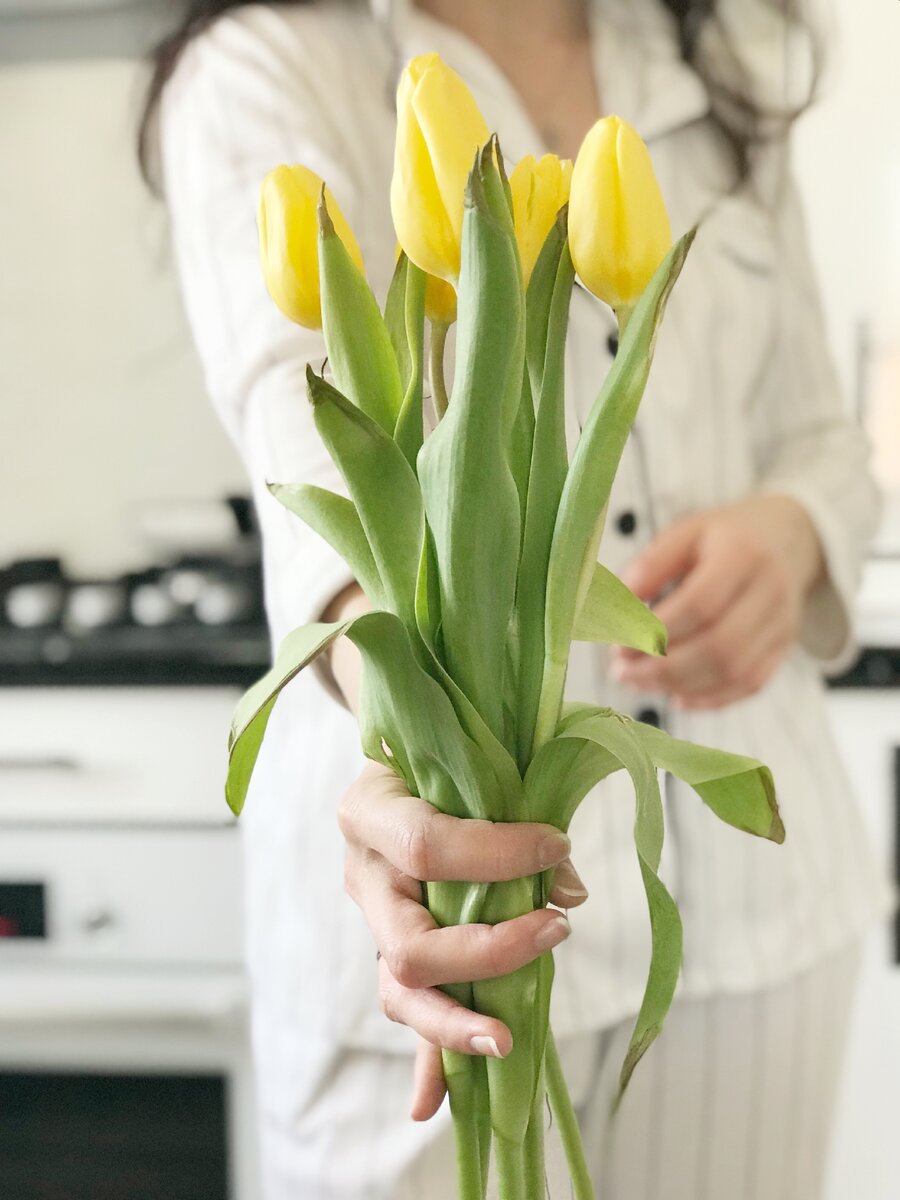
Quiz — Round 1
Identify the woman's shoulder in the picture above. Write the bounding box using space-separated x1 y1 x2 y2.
165 1 389 119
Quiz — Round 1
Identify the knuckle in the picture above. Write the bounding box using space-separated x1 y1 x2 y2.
397 819 433 882
385 940 423 990
336 781 362 842
378 977 401 1024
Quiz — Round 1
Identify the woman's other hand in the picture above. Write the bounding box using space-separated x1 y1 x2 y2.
339 760 586 1120
612 494 825 710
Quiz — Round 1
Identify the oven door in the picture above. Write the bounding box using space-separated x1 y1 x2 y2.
0 970 259 1200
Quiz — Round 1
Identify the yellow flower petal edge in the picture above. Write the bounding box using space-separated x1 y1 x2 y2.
509 153 573 287
568 115 671 311
391 53 490 283
258 164 364 330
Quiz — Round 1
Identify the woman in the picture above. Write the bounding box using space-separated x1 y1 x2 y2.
142 1 891 1196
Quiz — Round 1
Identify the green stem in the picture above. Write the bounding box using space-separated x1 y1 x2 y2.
430 320 450 418
444 1048 489 1200
545 1032 594 1200
522 1060 546 1196
494 1134 527 1200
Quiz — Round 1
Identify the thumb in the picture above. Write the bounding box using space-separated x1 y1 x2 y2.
621 513 704 601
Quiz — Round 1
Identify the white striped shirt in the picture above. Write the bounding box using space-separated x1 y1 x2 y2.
159 0 892 1135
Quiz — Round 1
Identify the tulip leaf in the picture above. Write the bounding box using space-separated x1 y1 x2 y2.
534 230 696 752
267 482 385 609
226 620 351 815
393 260 427 469
346 610 513 824
523 731 619 829
559 711 682 1098
319 203 404 434
514 213 575 767
629 720 784 843
385 252 413 391
308 368 423 627
417 153 523 747
572 562 667 656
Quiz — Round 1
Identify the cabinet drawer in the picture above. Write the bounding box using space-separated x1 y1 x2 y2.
0 688 240 825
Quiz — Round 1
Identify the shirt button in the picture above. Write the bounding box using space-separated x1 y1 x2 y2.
636 706 662 728
616 510 637 536
606 331 619 357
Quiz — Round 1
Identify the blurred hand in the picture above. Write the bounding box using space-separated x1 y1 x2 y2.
338 760 587 1120
612 494 824 710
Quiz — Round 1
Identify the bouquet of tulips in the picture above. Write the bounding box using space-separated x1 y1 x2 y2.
227 54 784 1200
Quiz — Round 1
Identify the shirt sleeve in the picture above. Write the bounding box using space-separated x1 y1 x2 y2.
158 9 382 650
751 147 881 672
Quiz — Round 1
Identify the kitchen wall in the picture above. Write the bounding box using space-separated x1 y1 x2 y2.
0 57 247 576
792 0 900 528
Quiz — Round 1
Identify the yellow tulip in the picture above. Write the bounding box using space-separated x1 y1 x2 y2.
568 115 671 311
258 164 364 330
391 53 490 283
425 274 458 326
509 154 573 287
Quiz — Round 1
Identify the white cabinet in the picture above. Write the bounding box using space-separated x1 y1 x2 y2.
825 690 900 1200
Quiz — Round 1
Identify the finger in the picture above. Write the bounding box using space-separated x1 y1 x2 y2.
411 1039 447 1122
379 960 513 1057
621 514 705 601
547 858 589 909
650 541 753 642
357 854 571 989
615 574 784 697
340 767 570 883
675 646 786 710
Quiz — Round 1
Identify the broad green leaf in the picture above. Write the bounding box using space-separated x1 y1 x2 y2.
514 215 575 767
417 150 523 747
560 710 683 1097
384 252 413 393
523 729 618 829
346 610 514 823
226 620 350 815
308 368 423 627
319 204 403 433
268 482 384 609
391 258 427 469
572 562 667 655
534 231 696 752
630 721 784 843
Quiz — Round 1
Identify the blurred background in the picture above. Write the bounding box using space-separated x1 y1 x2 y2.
0 1 897 1197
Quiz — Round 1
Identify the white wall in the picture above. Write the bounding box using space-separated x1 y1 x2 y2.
0 58 247 577
792 0 900 512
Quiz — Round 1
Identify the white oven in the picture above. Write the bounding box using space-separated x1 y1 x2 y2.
0 686 259 1200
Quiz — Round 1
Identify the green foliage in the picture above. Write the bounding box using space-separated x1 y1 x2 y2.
227 141 778 1200
318 202 403 433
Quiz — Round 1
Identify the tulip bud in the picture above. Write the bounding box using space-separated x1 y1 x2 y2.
568 116 671 312
509 153 573 287
425 274 457 326
258 164 364 330
391 53 490 283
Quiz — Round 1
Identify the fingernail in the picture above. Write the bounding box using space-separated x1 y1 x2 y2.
556 882 589 902
470 1035 504 1058
538 832 571 869
535 914 571 951
553 860 588 901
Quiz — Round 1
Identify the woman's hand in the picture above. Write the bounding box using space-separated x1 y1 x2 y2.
611 494 825 710
339 760 587 1120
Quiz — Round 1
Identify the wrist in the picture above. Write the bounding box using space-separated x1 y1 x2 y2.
746 493 825 600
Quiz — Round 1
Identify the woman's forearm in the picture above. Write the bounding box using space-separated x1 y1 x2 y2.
320 582 369 716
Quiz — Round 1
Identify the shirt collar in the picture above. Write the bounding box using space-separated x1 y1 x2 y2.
386 0 710 160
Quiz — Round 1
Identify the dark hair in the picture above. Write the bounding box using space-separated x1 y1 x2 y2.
137 0 817 190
